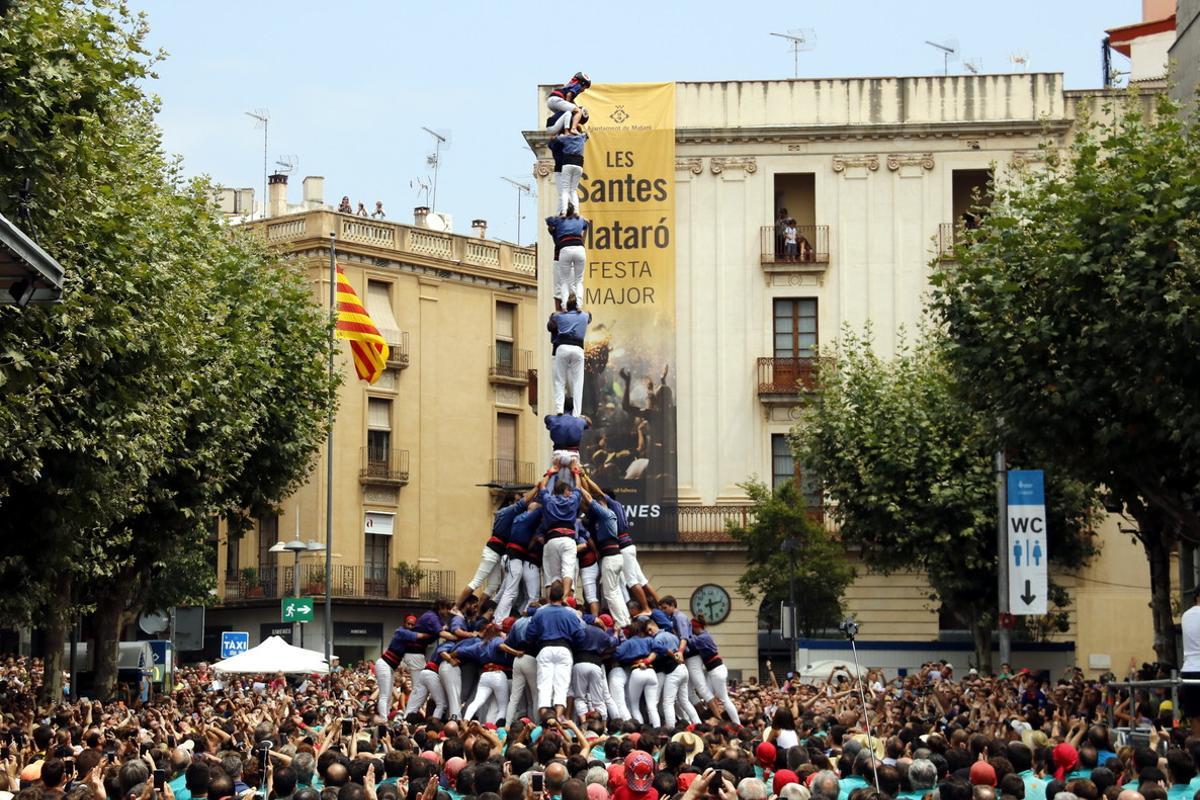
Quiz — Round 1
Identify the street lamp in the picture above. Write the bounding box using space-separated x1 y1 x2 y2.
781 537 799 675
270 521 326 648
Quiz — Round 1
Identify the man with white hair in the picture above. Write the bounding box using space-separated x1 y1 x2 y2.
810 772 841 800
903 759 938 800
737 778 768 800
780 786 811 800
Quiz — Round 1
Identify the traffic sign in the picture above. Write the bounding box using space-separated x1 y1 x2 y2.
1007 470 1048 615
281 597 314 623
220 631 249 659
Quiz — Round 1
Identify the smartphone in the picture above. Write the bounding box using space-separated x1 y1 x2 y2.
531 772 544 793
1 746 8 760
153 769 167 790
167 735 176 748
140 743 151 756
709 776 723 797
341 718 352 737
65 759 75 779
377 724 387 739
104 747 116 760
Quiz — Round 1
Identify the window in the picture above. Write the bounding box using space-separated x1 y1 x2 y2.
367 398 392 465
257 514 279 593
495 301 516 374
364 529 391 597
773 298 818 360
367 281 401 347
495 413 518 482
225 532 240 580
772 434 821 509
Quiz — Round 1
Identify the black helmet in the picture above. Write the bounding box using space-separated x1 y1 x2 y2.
574 71 591 87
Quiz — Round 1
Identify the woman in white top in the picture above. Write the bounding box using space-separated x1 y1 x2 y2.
765 706 801 752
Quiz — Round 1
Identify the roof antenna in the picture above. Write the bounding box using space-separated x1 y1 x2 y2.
769 28 817 78
924 38 960 76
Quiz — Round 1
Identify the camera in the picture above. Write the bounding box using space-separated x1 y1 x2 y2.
838 619 860 639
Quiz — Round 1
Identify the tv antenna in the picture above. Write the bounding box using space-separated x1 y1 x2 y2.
410 177 431 206
275 155 298 175
421 126 448 213
244 108 269 218
1010 49 1030 72
769 28 817 78
963 58 982 74
924 38 959 76
501 176 533 245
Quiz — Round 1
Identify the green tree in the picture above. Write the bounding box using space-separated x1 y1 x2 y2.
930 93 1200 665
729 479 854 638
794 331 1098 671
0 0 337 698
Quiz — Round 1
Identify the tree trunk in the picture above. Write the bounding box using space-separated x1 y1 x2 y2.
1139 520 1179 666
93 583 132 701
39 577 71 705
971 612 994 675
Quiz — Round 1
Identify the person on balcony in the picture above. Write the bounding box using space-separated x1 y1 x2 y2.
547 208 589 313
547 298 590 417
546 72 590 136
783 219 798 262
549 124 588 217
371 201 386 219
356 201 370 217
458 487 536 610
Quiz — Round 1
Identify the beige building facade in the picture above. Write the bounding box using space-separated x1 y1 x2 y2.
207 191 539 664
532 74 1155 679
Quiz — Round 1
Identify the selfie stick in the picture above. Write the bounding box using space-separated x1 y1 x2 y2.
841 619 880 792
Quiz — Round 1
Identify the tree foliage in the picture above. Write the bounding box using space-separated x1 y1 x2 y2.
729 479 854 638
793 331 1098 670
930 93 1200 664
0 0 338 698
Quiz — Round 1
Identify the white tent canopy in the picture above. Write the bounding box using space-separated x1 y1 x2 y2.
213 636 329 674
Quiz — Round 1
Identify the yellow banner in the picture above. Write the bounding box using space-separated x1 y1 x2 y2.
577 82 677 538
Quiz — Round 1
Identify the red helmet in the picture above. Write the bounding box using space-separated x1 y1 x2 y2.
623 751 654 792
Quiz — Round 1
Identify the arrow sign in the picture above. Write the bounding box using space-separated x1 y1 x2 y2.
281 597 315 623
1008 470 1048 615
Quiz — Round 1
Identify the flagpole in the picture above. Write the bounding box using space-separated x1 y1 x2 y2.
325 233 336 669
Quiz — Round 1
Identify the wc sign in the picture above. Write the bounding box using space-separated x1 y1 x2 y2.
1007 470 1048 616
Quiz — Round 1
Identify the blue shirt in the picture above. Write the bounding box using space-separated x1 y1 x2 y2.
385 627 423 655
545 414 588 449
527 604 586 646
508 507 542 557
1020 770 1047 800
650 609 675 634
652 630 681 658
481 638 515 668
490 499 526 546
507 616 534 651
672 610 692 640
686 631 719 661
546 215 589 246
550 309 590 345
415 610 443 637
838 775 869 800
614 636 653 665
169 775 190 800
540 485 583 529
575 625 618 657
589 501 620 550
453 638 486 664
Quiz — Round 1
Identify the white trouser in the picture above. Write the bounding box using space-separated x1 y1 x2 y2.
438 661 462 719
553 345 585 416
571 662 611 719
621 545 648 588
555 166 584 216
506 654 538 723
406 668 447 718
709 664 739 724
374 658 395 719
677 676 701 724
554 246 586 307
627 667 660 726
659 664 690 726
495 558 541 620
535 645 574 709
542 536 578 586
546 97 576 134
464 670 510 724
686 655 715 702
600 555 630 626
557 165 584 216
580 562 599 604
608 666 630 720
467 546 505 595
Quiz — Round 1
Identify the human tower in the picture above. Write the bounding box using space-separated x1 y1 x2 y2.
370 73 739 729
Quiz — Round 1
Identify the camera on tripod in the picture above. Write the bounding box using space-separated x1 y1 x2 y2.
838 618 859 639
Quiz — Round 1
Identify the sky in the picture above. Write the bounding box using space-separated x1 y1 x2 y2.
134 0 1141 246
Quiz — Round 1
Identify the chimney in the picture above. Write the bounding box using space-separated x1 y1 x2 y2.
413 206 430 228
302 176 324 209
471 219 488 238
268 173 288 217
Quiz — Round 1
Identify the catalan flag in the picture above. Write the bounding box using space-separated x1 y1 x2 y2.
334 265 390 384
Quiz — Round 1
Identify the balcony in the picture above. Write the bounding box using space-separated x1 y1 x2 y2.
223 563 457 602
937 223 958 261
488 345 532 386
381 330 410 369
757 357 817 404
491 458 536 487
641 504 826 545
759 225 830 273
360 446 410 486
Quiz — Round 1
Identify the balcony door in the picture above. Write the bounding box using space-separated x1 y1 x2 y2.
773 298 817 389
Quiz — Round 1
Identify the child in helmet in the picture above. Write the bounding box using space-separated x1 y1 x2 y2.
547 71 591 135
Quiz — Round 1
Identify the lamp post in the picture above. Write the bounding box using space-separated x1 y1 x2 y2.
271 520 326 649
782 537 799 674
